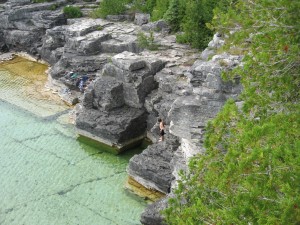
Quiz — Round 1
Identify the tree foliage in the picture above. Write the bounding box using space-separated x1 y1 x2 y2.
164 0 300 224
63 6 82 18
131 0 231 49
90 0 130 18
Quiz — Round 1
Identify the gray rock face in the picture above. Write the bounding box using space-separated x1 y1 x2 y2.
106 14 133 22
136 35 243 224
75 52 166 152
100 34 141 54
84 76 125 111
169 96 223 140
142 20 170 33
134 13 150 26
65 31 112 55
50 54 109 79
140 198 168 225
0 0 67 54
76 106 148 149
102 52 165 108
127 141 177 194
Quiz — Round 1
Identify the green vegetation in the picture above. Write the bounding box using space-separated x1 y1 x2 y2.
137 31 159 51
63 6 82 18
164 0 300 224
129 0 232 49
90 0 231 49
90 0 130 18
49 3 58 10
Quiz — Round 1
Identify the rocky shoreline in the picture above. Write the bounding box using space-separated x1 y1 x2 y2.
0 0 243 224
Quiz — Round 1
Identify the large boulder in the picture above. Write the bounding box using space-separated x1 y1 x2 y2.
102 51 165 108
140 198 168 225
127 141 176 194
134 13 150 26
76 106 148 153
100 34 141 54
64 31 112 55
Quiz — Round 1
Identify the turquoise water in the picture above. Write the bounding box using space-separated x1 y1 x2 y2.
0 64 146 225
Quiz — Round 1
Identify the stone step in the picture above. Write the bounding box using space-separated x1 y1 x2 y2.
66 18 112 37
100 34 140 54
65 30 112 55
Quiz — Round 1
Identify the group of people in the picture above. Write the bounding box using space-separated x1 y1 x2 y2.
64 71 94 93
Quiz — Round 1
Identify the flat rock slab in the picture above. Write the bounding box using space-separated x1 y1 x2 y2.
112 51 146 71
127 142 174 194
66 18 112 37
76 106 148 153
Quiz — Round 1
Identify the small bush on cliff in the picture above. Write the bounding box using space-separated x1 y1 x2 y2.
63 6 82 18
90 0 130 18
137 31 159 51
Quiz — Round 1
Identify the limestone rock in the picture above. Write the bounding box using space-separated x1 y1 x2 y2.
168 96 223 140
65 31 112 55
76 106 148 152
134 13 150 26
112 51 146 71
0 0 67 54
142 20 170 33
66 18 112 37
140 198 168 225
101 52 165 108
106 14 133 22
84 76 125 111
127 142 176 194
100 34 140 54
49 54 109 79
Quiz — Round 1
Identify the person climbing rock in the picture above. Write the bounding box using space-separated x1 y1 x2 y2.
158 118 165 142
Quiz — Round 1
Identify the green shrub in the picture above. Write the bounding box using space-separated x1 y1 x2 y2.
163 0 185 32
130 0 157 14
151 0 170 21
137 32 159 51
49 3 58 10
90 0 130 18
63 6 82 18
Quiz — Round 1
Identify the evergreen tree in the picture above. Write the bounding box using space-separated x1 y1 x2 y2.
177 0 223 49
151 0 170 21
163 0 185 32
164 0 300 224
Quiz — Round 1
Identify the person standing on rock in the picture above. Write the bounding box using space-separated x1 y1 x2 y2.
158 118 165 142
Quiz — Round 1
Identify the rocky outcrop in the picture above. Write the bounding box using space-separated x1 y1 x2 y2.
134 13 150 26
75 51 166 153
140 198 168 225
0 0 67 55
132 36 243 224
127 140 178 194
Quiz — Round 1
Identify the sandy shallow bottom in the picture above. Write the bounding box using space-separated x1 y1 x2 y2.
0 57 146 225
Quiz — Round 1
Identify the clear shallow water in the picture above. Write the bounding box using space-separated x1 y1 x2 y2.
0 59 146 225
